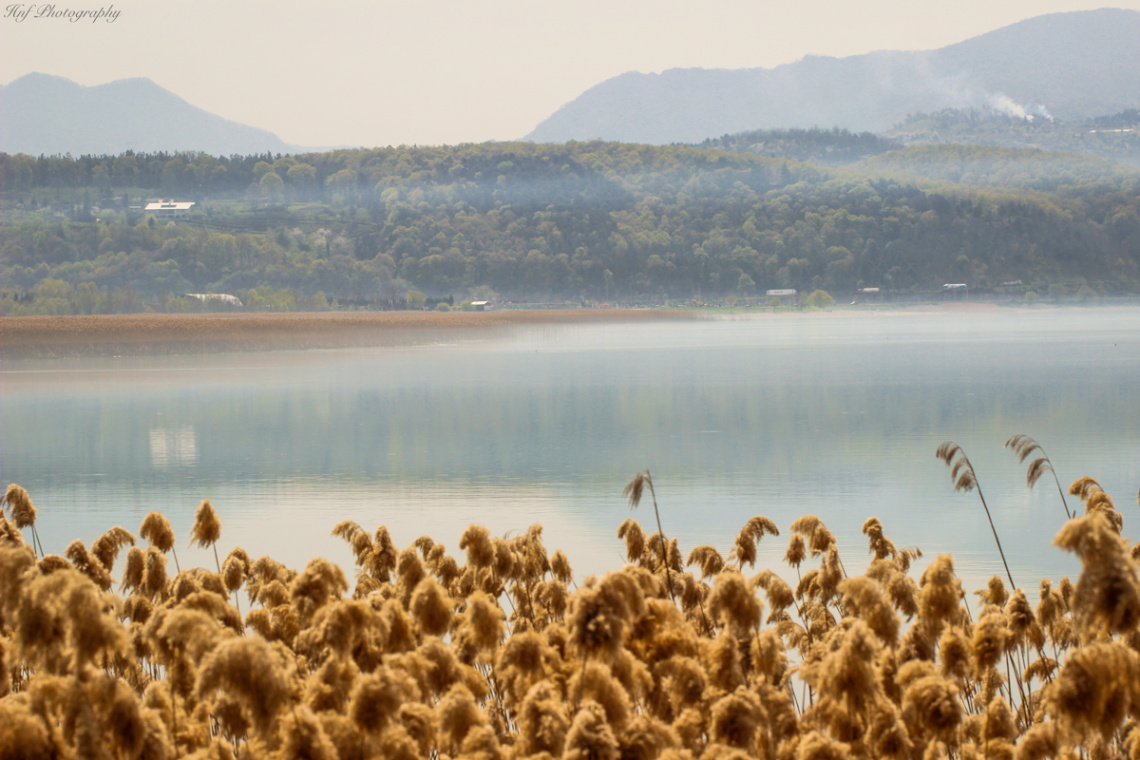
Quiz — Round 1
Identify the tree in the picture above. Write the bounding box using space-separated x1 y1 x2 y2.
286 163 317 196
405 289 426 309
802 289 835 309
259 172 284 202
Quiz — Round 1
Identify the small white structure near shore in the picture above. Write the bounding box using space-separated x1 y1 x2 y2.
145 200 195 219
186 293 243 307
766 288 797 305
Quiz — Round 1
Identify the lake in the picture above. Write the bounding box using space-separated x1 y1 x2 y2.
3 306 1138 597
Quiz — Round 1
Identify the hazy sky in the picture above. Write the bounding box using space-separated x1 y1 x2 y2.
4 1 1140 148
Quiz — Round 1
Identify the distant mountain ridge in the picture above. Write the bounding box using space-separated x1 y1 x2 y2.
0 73 300 156
525 8 1140 144
691 108 1140 168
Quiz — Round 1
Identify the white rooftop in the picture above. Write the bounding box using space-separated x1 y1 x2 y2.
145 200 195 211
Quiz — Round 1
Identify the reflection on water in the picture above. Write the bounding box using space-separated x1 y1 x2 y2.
149 426 198 469
2 308 1139 595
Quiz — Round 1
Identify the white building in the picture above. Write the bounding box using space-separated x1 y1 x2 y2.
186 293 243 307
145 200 195 219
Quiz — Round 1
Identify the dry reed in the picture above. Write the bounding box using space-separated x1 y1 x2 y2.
1 460 1138 760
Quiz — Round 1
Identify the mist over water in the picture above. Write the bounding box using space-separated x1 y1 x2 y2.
3 307 1138 595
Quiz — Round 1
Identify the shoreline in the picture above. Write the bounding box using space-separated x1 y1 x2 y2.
0 308 697 360
0 301 1127 360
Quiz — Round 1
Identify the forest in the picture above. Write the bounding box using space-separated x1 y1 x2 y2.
1 139 1139 313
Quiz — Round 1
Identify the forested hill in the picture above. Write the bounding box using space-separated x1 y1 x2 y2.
852 145 1139 191
2 141 1139 312
886 108 1140 167
695 112 1140 169
693 128 900 167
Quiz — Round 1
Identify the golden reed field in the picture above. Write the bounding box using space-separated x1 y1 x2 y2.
3 448 1140 760
0 310 696 360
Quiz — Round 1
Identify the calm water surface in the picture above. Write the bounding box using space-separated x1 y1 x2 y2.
3 307 1139 596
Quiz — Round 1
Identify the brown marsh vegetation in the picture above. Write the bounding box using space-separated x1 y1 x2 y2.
2 439 1140 760
0 309 696 360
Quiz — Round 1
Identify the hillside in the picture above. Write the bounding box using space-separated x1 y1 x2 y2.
0 73 297 156
2 142 1140 312
851 144 1139 191
886 108 1140 167
694 128 900 166
525 8 1140 144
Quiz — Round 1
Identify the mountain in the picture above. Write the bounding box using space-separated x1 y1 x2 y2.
0 73 296 156
524 8 1140 145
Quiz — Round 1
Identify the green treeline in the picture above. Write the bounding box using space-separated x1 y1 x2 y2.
2 140 1140 312
695 127 900 166
888 108 1140 167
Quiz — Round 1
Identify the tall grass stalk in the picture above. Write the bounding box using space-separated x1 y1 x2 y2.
936 441 1016 590
623 469 676 603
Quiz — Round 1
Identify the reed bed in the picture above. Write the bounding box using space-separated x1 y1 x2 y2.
1 463 1138 760
0 309 696 360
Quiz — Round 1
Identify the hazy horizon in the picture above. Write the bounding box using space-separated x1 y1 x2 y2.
3 1 1140 148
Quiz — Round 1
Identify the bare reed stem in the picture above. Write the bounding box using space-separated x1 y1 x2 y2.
937 442 1016 589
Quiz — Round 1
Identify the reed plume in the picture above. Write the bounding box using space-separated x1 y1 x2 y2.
2 484 43 558
410 576 453 636
563 699 620 760
862 517 898 561
551 549 573 584
569 659 632 731
460 525 495 571
917 555 964 637
1005 434 1072 519
729 516 779 570
189 498 222 572
196 637 292 741
1054 510 1140 638
1047 641 1139 743
65 539 113 591
453 590 506 663
139 511 180 573
91 526 135 573
624 470 676 603
708 570 761 634
839 576 900 646
516 680 570 756
437 682 485 755
349 666 408 734
709 688 763 750
618 519 648 566
785 533 807 569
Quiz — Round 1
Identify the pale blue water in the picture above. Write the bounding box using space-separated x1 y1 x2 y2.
3 307 1139 598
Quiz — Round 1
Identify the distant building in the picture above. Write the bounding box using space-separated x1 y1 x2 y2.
766 288 797 305
145 200 195 219
470 301 491 311
186 293 243 307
